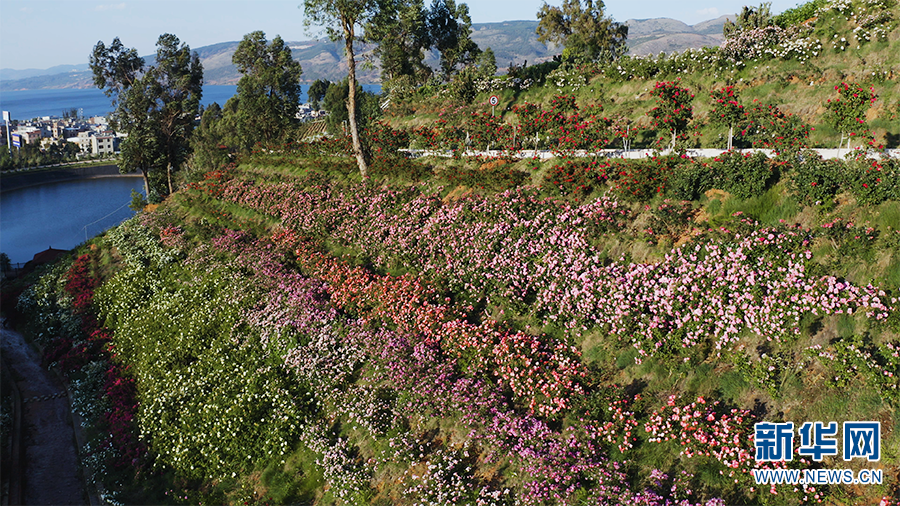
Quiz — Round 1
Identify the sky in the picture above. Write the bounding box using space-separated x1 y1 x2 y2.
0 0 803 70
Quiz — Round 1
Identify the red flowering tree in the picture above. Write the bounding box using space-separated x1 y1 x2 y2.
710 85 744 150
648 81 694 151
739 100 810 157
825 82 877 150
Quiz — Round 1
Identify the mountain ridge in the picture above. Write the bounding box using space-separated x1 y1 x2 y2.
0 16 731 91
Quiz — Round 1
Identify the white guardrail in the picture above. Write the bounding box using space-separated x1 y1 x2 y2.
400 148 900 160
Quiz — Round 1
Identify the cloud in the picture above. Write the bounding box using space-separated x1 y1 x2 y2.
696 7 720 17
19 7 31 12
94 3 126 12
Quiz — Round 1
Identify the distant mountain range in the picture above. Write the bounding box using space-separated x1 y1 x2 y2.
0 16 731 91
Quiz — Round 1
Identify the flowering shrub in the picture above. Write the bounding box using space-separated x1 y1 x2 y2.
507 96 617 153
199 172 898 374
788 151 845 206
739 100 811 156
646 199 696 239
290 241 588 416
849 158 900 205
646 395 755 472
710 86 744 150
608 155 675 201
825 83 878 149
648 81 694 149
541 157 607 198
708 149 777 199
443 158 528 192
721 25 789 63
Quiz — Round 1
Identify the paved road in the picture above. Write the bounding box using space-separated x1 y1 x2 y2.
0 328 86 505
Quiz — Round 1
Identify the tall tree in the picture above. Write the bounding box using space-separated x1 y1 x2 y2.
91 34 202 198
536 0 628 63
427 0 480 80
723 2 773 37
303 0 378 178
118 78 163 196
308 78 332 110
152 34 203 194
91 37 154 195
232 31 304 150
368 0 432 87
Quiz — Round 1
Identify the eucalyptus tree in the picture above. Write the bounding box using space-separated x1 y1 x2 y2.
427 0 480 80
91 37 155 195
368 0 432 88
91 34 202 197
232 31 304 150
152 34 203 195
536 0 628 63
302 0 377 177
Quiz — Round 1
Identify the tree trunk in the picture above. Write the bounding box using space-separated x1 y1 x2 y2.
728 125 733 150
343 19 369 179
141 168 150 197
167 162 174 195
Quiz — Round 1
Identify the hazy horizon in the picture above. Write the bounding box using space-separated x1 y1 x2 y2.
0 0 804 71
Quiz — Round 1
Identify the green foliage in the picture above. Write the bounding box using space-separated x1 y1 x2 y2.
535 0 628 63
368 0 432 85
129 189 148 212
0 140 81 170
648 81 694 149
91 34 202 196
232 31 304 150
709 150 776 199
307 78 331 110
189 102 237 171
824 82 877 149
666 160 716 201
427 0 481 80
323 79 382 135
773 0 829 28
723 2 773 37
787 150 844 207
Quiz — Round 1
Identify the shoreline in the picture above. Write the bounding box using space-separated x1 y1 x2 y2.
0 165 141 194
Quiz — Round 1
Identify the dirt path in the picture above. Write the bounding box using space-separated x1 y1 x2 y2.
1 327 86 505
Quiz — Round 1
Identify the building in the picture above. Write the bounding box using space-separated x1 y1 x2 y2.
14 126 43 145
70 130 119 155
91 133 118 155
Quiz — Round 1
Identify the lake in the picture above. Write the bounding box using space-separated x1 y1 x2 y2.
0 84 382 122
0 177 145 265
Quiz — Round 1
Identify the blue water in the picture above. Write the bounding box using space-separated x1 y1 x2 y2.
0 177 145 264
0 84 382 122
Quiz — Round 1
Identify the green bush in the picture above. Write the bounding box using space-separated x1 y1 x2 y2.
773 0 829 28
849 158 900 205
666 160 717 201
710 150 777 199
607 156 676 202
788 151 844 206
